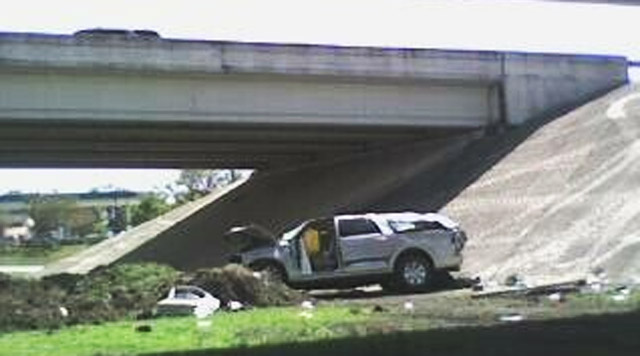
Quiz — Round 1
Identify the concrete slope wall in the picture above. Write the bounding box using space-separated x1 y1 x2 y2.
438 84 640 284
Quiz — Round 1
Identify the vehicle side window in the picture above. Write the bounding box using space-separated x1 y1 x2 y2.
388 220 448 233
338 218 381 237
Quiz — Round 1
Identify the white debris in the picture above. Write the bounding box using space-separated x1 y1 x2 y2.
611 294 628 302
301 300 315 310
589 282 604 293
616 286 631 296
298 311 314 319
252 272 262 279
59 306 69 318
403 300 414 312
499 313 524 322
196 320 212 328
228 300 244 311
547 292 564 302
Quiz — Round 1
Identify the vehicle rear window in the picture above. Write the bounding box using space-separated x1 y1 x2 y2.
338 218 381 237
388 220 448 233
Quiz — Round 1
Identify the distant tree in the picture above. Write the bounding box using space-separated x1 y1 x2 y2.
130 194 171 226
176 169 240 202
28 195 78 237
68 207 104 237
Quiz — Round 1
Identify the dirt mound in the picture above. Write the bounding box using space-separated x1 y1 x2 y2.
182 264 305 307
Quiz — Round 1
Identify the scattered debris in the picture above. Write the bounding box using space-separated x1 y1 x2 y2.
58 306 69 318
403 300 414 312
470 276 484 291
196 320 212 329
298 311 314 319
585 268 608 292
227 300 244 311
611 294 628 302
610 286 631 303
615 286 631 295
504 274 528 289
498 313 525 322
547 292 565 303
472 279 585 299
301 300 315 310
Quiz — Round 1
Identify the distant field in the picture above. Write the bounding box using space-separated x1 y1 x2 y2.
0 245 89 265
1 290 638 356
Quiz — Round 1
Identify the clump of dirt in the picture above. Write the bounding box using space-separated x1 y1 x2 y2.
182 264 305 307
0 263 304 333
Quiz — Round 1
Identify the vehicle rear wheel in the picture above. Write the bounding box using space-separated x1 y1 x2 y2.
393 253 434 292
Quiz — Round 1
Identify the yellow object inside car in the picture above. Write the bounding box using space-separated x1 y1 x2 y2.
303 228 321 256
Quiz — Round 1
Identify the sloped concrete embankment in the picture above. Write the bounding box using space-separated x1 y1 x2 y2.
430 84 640 284
119 133 480 270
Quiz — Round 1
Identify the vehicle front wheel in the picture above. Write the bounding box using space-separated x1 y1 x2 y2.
393 253 434 292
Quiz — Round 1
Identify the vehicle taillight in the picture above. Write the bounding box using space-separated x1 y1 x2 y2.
453 230 466 252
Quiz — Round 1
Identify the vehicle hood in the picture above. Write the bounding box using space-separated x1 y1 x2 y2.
224 225 277 250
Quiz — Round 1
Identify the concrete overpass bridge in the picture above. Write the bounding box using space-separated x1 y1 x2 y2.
0 31 628 169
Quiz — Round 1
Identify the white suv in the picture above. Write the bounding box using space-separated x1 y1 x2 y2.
227 212 466 291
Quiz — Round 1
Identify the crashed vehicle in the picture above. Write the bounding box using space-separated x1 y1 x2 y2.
227 212 466 291
156 285 221 317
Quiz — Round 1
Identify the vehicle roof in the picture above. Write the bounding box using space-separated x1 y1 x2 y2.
333 212 458 228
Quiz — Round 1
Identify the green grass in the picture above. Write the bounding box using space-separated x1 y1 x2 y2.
0 306 370 356
1 291 638 356
0 245 89 265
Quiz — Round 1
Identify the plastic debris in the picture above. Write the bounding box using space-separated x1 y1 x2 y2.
228 300 244 311
59 306 69 318
298 311 314 319
586 268 608 293
301 300 315 310
252 272 262 279
499 313 524 322
615 286 631 295
197 320 212 328
547 292 565 302
611 294 628 302
403 300 414 312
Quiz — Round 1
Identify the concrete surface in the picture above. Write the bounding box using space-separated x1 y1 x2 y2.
0 31 627 168
439 84 640 284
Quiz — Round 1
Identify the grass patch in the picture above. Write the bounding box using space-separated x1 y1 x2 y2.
1 291 639 356
0 306 369 356
0 245 89 265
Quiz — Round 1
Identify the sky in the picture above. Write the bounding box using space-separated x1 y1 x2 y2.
0 0 639 194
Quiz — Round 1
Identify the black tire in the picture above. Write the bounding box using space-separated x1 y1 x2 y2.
251 261 287 283
393 252 434 292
